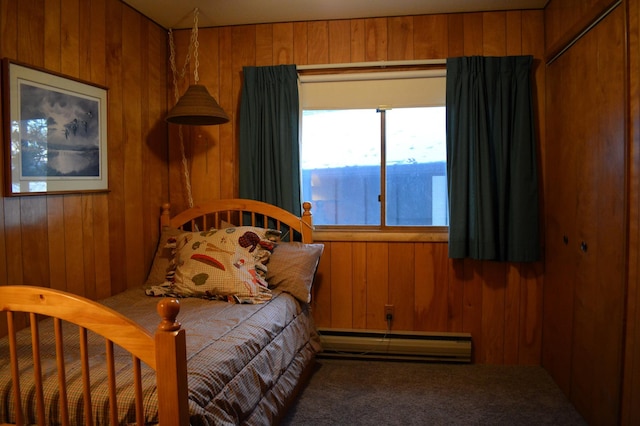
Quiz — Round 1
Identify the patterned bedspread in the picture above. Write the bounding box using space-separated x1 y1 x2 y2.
0 287 321 425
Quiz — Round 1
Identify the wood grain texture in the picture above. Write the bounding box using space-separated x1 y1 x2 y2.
329 20 350 64
414 15 448 59
388 16 413 61
624 1 640 424
273 23 293 65
0 0 168 305
365 18 387 62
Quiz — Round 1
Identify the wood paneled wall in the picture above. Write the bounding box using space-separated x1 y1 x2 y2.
171 10 546 364
0 0 169 333
623 0 640 423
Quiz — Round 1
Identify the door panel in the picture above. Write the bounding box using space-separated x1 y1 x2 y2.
543 6 625 425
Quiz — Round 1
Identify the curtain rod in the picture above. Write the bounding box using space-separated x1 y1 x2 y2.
296 59 446 71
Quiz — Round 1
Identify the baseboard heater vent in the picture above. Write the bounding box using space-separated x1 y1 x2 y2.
317 328 472 363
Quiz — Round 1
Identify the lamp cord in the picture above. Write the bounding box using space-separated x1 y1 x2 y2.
168 8 201 209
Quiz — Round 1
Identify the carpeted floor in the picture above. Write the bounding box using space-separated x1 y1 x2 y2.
281 358 587 425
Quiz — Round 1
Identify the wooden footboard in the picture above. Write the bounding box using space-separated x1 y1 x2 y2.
0 285 189 426
1 199 317 425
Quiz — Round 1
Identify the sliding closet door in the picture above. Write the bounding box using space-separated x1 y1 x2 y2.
543 5 625 425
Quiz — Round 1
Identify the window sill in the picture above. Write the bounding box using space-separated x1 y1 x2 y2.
312 227 449 242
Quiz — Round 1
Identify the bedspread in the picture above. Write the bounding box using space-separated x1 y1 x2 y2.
0 287 321 425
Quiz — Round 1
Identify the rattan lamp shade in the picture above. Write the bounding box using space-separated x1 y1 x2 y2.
166 84 230 126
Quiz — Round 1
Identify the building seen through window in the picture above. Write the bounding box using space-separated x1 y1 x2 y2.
301 106 448 227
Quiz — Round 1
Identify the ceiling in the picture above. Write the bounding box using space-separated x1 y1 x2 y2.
122 0 548 30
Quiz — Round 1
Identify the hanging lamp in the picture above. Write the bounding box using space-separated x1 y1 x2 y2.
166 8 229 126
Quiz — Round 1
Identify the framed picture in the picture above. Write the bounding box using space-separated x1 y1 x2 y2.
2 59 108 196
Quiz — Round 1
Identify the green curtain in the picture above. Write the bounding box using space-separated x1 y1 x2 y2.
446 56 540 262
239 65 301 216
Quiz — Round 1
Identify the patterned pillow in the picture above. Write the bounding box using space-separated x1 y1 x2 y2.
170 227 279 303
266 242 324 303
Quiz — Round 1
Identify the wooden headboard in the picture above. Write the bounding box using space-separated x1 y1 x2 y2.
160 199 314 243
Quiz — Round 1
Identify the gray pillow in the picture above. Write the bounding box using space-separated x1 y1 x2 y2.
266 242 324 303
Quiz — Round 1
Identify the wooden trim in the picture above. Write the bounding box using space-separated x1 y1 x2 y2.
314 228 449 242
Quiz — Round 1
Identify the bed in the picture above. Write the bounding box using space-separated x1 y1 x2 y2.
0 199 324 425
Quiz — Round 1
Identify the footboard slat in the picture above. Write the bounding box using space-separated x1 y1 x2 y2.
30 313 45 425
54 318 70 426
133 357 144 426
105 340 118 426
6 312 24 426
79 327 94 426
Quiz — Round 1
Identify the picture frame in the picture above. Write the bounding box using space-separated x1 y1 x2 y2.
2 59 108 196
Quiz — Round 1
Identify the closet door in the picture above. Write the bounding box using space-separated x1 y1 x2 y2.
543 6 625 425
542 39 580 396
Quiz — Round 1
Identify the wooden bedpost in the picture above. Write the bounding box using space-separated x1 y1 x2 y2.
301 201 313 242
155 298 190 425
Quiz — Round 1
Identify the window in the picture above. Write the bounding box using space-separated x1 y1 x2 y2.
299 69 448 228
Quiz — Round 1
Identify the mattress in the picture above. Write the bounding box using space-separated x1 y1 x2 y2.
0 287 321 425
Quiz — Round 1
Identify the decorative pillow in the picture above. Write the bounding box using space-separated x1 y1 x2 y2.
145 226 189 287
170 226 279 303
266 242 324 303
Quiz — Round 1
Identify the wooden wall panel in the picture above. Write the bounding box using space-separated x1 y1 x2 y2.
365 18 387 62
122 7 145 287
0 0 169 321
329 20 351 64
463 13 484 55
481 261 507 364
273 23 294 65
388 243 415 330
366 243 389 329
256 24 273 66
307 21 329 65
329 242 353 328
352 242 367 328
293 22 309 65
81 196 96 300
625 1 640 423
388 17 413 60
350 20 366 63
414 15 449 59
447 15 465 57
414 243 449 331
482 12 506 56
460 260 484 362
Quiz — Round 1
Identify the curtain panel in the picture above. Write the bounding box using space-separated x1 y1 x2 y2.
239 65 301 216
446 56 540 262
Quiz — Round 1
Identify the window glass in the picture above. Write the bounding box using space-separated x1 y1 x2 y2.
385 107 448 226
301 109 380 225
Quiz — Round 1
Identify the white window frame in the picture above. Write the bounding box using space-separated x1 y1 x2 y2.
298 64 449 242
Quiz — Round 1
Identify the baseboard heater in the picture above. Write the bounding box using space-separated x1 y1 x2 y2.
317 328 472 363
